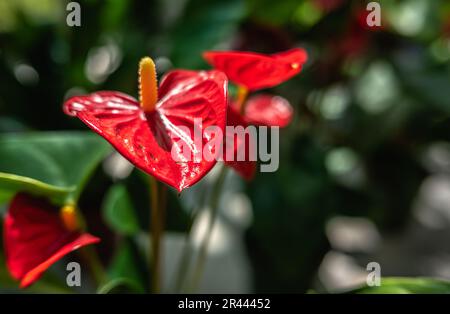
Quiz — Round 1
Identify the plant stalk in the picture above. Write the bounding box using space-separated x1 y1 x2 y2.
188 165 228 292
149 176 166 293
73 207 107 288
172 180 211 293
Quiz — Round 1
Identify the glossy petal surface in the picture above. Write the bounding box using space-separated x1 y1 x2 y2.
64 70 228 192
242 94 293 127
4 193 100 288
203 48 307 90
223 106 257 180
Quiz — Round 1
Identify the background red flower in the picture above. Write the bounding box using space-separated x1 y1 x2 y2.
4 193 99 288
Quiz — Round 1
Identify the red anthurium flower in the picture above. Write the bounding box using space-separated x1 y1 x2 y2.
203 48 307 91
64 58 228 192
236 94 293 128
203 49 306 178
203 48 304 128
223 106 257 180
4 193 100 288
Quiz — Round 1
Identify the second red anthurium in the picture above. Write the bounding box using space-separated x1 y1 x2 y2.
64 58 228 192
204 48 308 179
203 48 307 128
203 48 307 91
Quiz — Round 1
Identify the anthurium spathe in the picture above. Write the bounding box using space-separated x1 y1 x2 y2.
4 193 100 288
203 49 306 178
64 58 228 192
203 48 307 128
203 48 307 91
235 94 293 128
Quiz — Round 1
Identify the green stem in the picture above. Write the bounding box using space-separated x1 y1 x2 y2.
74 207 107 288
188 165 228 292
80 246 106 287
172 205 204 292
172 214 196 293
149 176 166 293
172 181 210 293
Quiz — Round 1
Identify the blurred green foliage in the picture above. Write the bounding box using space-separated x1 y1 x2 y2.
0 132 111 204
351 277 450 294
1 0 450 293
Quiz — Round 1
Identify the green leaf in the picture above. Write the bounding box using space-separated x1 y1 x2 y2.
405 72 450 113
0 172 72 204
0 131 111 204
102 184 140 235
247 0 302 26
351 277 450 294
170 0 246 68
104 239 147 294
97 278 143 294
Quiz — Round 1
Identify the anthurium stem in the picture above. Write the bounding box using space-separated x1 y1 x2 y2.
80 246 106 287
149 175 166 293
172 206 202 292
188 164 228 292
71 207 106 288
172 181 210 293
172 214 196 293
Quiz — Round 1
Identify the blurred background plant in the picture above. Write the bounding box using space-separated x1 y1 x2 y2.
0 0 450 293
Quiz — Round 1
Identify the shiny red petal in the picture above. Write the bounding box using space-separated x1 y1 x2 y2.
64 70 228 192
3 193 100 288
272 48 308 65
203 48 307 91
157 70 200 97
223 106 257 180
241 94 293 127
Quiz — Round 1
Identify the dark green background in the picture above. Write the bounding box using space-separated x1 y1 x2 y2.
1 0 450 293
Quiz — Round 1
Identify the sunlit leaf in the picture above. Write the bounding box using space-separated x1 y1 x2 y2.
0 132 111 204
170 0 246 68
97 277 143 294
351 277 450 294
104 239 146 294
102 184 140 235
